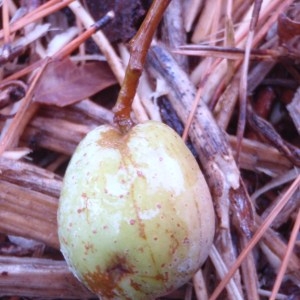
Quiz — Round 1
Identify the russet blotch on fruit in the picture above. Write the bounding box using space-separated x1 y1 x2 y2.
57 121 215 299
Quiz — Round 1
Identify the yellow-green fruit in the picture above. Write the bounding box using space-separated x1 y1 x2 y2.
57 121 215 299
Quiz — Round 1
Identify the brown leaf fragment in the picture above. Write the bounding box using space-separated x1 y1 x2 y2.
278 6 300 50
34 58 117 107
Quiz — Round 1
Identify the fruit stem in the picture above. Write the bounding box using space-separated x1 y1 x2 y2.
113 0 171 134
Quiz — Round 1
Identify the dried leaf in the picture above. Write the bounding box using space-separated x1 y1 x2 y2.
278 10 300 44
34 58 117 107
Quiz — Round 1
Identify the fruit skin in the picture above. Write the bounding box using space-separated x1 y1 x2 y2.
57 121 215 299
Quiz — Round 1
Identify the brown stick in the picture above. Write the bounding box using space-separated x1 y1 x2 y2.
113 0 171 133
236 0 263 163
0 256 94 298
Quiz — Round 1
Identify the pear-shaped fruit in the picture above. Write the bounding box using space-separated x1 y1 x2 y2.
58 121 215 299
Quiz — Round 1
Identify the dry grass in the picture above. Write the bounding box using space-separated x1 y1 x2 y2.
0 0 299 299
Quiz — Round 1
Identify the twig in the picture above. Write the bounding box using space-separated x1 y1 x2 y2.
236 0 263 163
55 11 115 60
209 245 243 300
239 235 259 300
68 0 148 124
113 0 171 133
118 44 162 122
193 269 209 300
174 45 279 60
0 256 94 298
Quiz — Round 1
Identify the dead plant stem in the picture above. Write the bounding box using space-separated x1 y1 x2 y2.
113 0 171 133
68 0 148 123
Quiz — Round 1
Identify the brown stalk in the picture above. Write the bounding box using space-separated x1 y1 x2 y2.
113 0 171 133
0 256 93 298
